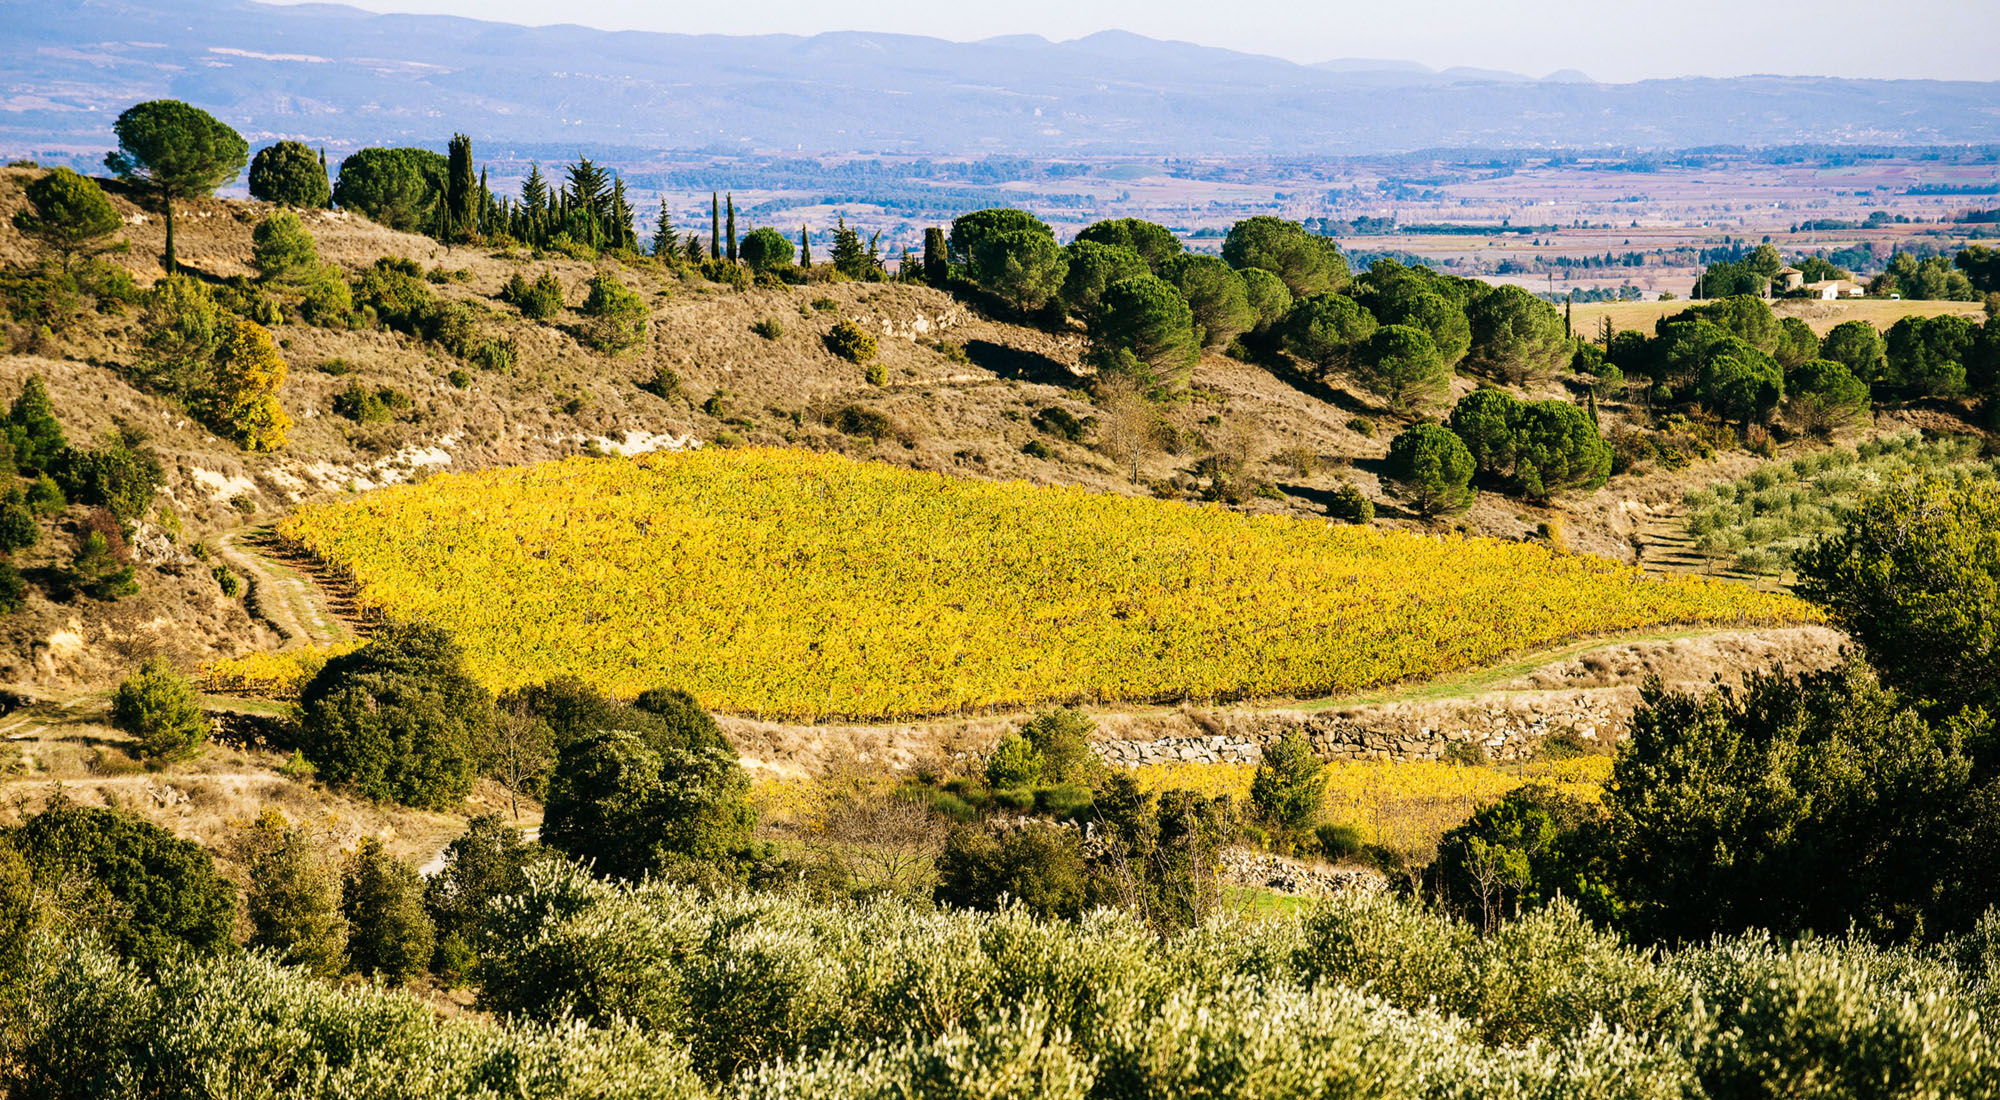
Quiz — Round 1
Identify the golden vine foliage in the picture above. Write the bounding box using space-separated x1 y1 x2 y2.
200 642 361 699
277 448 1809 720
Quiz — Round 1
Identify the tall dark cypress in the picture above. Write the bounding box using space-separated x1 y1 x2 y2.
923 226 948 285
477 167 490 236
710 192 720 260
799 224 811 268
654 196 677 258
725 192 737 263
445 133 476 238
609 177 635 251
318 147 331 208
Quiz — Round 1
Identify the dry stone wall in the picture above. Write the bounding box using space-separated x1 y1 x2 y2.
1094 689 1631 768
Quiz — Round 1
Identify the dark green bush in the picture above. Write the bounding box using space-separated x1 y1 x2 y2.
342 837 434 986
7 798 237 969
295 621 494 810
824 318 877 363
1325 483 1375 524
1030 405 1094 443
833 404 891 440
109 657 208 763
1250 728 1325 834
331 382 411 423
934 823 1092 921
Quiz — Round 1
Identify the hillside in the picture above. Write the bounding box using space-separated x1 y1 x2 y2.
3 164 1980 694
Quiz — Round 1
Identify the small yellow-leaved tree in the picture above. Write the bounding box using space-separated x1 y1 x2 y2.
205 317 292 451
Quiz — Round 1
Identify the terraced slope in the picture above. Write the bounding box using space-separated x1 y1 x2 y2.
278 448 1812 721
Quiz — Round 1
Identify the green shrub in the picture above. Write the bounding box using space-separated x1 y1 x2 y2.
574 272 647 353
423 812 534 971
1325 482 1374 524
934 823 1091 921
0 487 37 552
110 658 208 763
52 432 160 522
1021 438 1052 459
331 382 410 423
501 269 564 320
7 798 237 970
1020 708 1099 785
1030 405 1094 443
751 317 784 340
0 562 26 614
295 621 494 810
62 526 137 601
833 404 891 440
985 731 1044 789
240 809 347 978
446 368 470 389
341 837 434 986
810 296 838 312
1249 728 1325 834
9 376 68 475
542 730 760 885
824 318 877 363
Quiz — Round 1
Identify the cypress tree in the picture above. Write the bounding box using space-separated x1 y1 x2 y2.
317 148 330 208
832 217 865 278
684 232 703 266
445 133 475 238
725 192 737 263
923 226 948 285
522 164 548 215
609 177 634 252
654 196 677 259
476 167 490 236
710 192 720 260
799 224 811 268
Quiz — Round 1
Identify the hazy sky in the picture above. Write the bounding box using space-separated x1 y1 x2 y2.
263 0 2000 82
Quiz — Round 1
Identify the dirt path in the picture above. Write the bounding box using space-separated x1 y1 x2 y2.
216 527 368 647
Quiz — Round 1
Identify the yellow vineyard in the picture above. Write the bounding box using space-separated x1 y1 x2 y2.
276 448 1809 720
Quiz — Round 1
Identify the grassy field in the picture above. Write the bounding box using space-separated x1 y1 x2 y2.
276 448 1807 721
1568 297 1986 339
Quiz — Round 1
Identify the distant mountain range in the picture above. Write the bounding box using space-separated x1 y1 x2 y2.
6 0 2000 157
